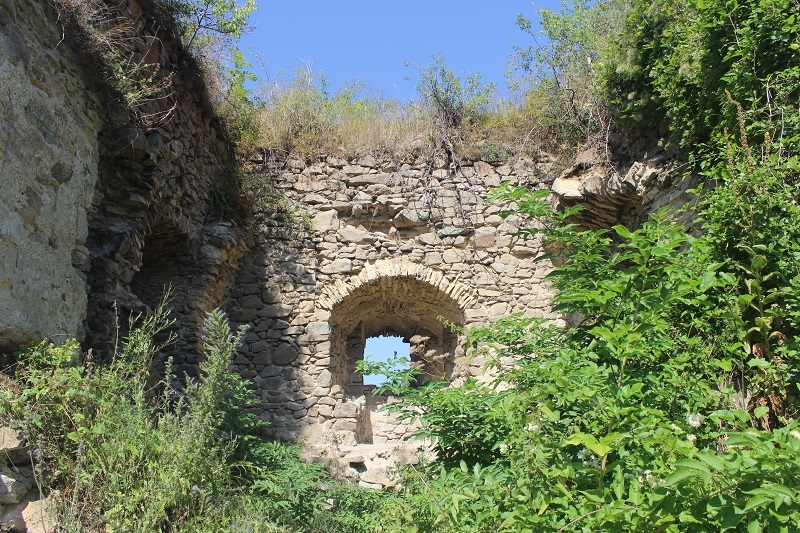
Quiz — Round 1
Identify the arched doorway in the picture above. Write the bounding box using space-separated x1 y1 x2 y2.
320 263 469 445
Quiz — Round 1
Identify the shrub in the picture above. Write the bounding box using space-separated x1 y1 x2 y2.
603 0 800 163
1 304 261 531
365 175 800 529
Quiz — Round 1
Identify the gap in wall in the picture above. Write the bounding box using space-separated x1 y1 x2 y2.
363 335 410 386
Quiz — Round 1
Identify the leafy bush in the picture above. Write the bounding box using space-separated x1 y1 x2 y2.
365 174 800 530
512 0 626 153
603 0 800 162
1 305 264 531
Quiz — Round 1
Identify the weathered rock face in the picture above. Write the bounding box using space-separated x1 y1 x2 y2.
0 0 104 351
226 155 562 470
550 144 696 229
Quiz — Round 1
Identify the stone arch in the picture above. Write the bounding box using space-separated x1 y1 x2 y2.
129 219 194 313
313 259 472 445
318 258 475 313
322 258 471 392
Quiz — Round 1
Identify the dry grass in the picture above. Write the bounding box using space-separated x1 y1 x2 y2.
249 69 433 159
51 0 176 127
244 68 590 164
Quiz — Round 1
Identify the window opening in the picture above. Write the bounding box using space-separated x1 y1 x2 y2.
362 335 410 387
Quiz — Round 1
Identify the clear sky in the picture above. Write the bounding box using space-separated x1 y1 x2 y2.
239 1 561 101
363 335 410 386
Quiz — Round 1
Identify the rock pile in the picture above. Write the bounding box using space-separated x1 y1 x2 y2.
0 426 51 533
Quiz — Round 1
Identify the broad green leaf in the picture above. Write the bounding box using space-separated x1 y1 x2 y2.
564 433 612 457
612 224 633 239
754 406 769 419
714 359 733 372
695 451 725 472
747 358 771 369
665 469 698 487
674 459 711 474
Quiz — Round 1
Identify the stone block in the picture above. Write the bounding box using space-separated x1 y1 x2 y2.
252 351 271 366
485 214 504 226
338 226 375 244
259 365 283 378
349 173 390 186
273 343 297 365
551 177 583 199
320 258 353 274
260 304 293 318
488 302 509 318
250 340 270 353
333 402 359 418
0 427 28 465
360 467 392 487
262 287 282 303
229 309 257 323
442 249 461 264
0 469 28 505
332 419 358 432
313 209 339 232
0 489 53 533
316 369 333 388
424 252 442 266
473 227 496 249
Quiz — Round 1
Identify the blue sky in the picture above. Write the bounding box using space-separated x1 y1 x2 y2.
363 335 410 386
240 1 561 100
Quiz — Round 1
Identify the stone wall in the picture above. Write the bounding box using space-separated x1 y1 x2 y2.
81 0 250 374
226 144 685 484
226 155 562 483
0 0 250 374
0 0 104 351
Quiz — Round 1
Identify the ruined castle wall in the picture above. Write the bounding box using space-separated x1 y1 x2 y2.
0 0 249 365
0 0 104 350
227 154 561 475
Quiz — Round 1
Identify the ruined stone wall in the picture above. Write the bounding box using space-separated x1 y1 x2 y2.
225 144 686 484
82 1 251 375
0 0 104 350
227 154 561 482
0 0 250 371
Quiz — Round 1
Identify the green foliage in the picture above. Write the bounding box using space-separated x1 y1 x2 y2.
512 0 626 149
1 303 423 532
357 352 417 394
604 0 800 161
700 152 800 426
2 305 258 531
365 177 800 529
164 0 257 54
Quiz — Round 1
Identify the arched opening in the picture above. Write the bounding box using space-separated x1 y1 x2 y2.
128 221 198 376
325 274 466 444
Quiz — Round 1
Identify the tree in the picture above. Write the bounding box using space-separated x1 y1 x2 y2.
164 0 257 55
